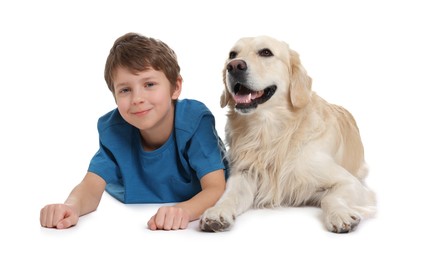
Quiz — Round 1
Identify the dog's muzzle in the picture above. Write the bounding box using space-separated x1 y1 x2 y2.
227 59 277 114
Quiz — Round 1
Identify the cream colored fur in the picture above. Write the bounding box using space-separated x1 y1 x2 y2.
200 36 376 233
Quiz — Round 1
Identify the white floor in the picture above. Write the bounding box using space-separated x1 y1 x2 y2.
5 185 418 259
1 0 420 259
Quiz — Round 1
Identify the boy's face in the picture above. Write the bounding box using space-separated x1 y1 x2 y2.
113 67 181 133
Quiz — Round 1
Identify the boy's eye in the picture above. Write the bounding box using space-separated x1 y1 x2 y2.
118 87 130 94
145 82 155 88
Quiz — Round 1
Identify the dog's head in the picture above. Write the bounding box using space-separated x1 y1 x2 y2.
220 36 312 114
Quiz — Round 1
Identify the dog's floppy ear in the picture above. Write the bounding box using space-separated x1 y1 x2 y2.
220 87 231 108
220 67 232 108
289 49 312 109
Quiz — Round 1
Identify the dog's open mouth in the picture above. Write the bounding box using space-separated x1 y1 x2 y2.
233 83 277 111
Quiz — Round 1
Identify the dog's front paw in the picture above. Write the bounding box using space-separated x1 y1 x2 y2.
325 210 361 233
200 206 236 232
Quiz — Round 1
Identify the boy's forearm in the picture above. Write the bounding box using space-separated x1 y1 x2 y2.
175 185 225 221
64 184 100 217
64 173 106 217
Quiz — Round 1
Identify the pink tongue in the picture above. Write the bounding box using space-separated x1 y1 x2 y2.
234 91 263 104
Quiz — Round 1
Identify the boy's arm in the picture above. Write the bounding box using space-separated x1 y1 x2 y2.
40 172 106 229
175 169 226 220
64 172 106 216
148 169 226 230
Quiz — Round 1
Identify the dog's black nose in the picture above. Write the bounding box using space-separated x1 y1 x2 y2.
227 59 247 74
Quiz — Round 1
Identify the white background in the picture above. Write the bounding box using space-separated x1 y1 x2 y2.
1 0 420 259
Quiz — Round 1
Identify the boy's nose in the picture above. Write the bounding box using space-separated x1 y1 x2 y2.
132 89 145 104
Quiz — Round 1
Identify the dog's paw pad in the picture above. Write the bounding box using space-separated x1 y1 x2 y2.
200 216 232 232
326 213 361 233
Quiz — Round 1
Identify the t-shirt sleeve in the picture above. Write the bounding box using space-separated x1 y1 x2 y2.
87 109 127 184
88 141 120 184
186 114 226 179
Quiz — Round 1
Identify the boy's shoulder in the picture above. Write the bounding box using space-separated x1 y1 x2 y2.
175 99 214 135
176 99 212 117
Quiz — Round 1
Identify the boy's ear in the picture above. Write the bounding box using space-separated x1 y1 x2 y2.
172 76 183 100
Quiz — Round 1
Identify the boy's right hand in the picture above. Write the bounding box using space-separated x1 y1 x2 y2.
40 204 79 229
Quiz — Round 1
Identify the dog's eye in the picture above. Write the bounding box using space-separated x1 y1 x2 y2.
229 51 237 59
258 48 273 57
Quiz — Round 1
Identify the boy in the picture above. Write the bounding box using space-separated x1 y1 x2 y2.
40 33 228 231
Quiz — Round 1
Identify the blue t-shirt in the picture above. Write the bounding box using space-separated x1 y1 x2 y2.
88 99 228 204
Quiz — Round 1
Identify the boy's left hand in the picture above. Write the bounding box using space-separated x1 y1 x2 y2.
147 206 191 230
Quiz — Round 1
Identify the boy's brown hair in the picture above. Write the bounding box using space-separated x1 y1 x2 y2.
104 32 181 94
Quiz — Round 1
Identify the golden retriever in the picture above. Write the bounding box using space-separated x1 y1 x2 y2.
200 35 376 233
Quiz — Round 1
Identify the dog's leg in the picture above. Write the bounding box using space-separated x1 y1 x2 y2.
200 173 257 232
320 166 376 233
